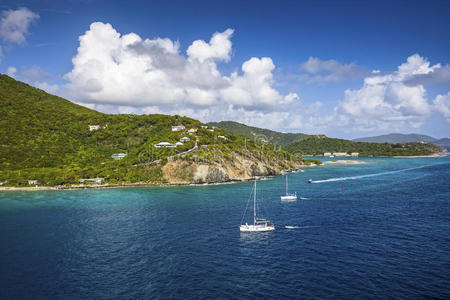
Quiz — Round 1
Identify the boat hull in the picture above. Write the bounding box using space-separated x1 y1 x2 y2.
240 224 275 232
281 195 297 201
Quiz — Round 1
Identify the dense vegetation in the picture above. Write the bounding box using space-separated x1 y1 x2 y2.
353 133 450 146
0 75 310 187
208 121 310 145
286 136 444 156
208 120 445 156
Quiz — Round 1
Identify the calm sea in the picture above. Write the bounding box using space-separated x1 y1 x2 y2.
1 155 449 299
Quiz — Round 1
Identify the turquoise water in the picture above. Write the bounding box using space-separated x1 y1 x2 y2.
1 156 449 298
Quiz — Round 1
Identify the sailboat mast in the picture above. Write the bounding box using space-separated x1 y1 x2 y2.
254 180 256 225
286 175 288 194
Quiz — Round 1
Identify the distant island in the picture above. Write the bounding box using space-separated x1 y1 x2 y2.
353 133 450 146
0 75 320 188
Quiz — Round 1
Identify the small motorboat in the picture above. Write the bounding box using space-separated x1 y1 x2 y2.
308 179 312 183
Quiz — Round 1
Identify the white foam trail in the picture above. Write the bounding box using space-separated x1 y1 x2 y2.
284 226 299 229
299 197 309 200
311 165 428 183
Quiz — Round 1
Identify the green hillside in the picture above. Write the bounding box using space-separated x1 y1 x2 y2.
208 121 310 145
286 136 444 156
0 75 311 187
353 133 438 143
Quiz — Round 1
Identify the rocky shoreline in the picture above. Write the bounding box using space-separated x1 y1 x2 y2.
0 167 312 192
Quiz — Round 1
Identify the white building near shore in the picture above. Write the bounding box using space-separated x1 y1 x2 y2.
333 152 350 157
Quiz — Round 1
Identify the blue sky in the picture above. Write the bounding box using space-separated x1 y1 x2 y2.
1 0 450 139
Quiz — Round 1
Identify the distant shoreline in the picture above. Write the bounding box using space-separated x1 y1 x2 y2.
393 153 442 158
1 154 446 192
0 175 283 192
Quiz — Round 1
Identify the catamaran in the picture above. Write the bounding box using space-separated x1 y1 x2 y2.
240 180 275 232
280 174 297 201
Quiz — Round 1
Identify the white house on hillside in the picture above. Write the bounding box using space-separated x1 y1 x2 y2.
188 128 197 133
172 125 185 132
155 142 175 148
89 125 100 131
180 137 190 142
112 153 127 159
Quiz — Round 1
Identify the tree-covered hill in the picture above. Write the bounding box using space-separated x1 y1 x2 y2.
208 120 444 156
208 121 310 145
286 136 445 156
353 133 438 143
0 74 313 186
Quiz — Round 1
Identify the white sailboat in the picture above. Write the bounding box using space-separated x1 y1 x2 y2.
240 180 275 232
280 174 297 201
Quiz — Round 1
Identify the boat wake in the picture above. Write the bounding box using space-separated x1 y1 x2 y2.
311 165 428 183
282 225 317 229
299 197 309 200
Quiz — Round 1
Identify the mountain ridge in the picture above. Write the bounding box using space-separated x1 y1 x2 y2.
353 133 450 145
208 121 311 145
209 121 446 156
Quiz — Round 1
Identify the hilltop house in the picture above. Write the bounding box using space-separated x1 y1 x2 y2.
89 125 100 131
188 128 197 134
112 153 127 159
201 125 208 129
218 135 227 140
172 125 185 132
175 142 184 146
88 124 107 131
180 137 190 142
155 142 175 148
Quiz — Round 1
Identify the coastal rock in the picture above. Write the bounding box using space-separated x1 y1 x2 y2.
205 167 230 183
162 150 307 184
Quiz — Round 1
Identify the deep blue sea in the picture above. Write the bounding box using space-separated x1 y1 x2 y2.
1 155 450 299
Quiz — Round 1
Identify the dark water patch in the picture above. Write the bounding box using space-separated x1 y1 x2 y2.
1 157 450 298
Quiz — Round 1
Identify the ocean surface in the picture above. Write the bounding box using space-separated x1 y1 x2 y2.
1 155 449 299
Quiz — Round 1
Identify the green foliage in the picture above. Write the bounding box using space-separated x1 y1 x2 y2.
0 75 201 186
0 75 313 187
285 136 443 156
208 121 309 145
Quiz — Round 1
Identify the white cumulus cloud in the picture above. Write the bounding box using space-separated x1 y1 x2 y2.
433 92 450 121
334 54 444 131
63 22 298 113
187 29 234 63
0 7 39 44
221 57 288 109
